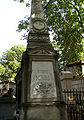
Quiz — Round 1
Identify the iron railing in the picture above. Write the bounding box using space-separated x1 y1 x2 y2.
63 89 84 120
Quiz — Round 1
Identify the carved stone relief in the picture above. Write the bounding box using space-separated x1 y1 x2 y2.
28 34 50 42
30 62 57 98
29 49 52 55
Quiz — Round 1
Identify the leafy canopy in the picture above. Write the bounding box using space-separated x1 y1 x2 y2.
44 0 84 66
0 45 26 81
15 0 84 69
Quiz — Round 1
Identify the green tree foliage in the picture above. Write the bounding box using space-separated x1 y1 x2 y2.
15 0 84 69
43 0 84 67
0 45 26 81
14 0 24 3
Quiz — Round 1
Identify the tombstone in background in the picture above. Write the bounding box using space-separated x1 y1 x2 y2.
15 0 68 120
60 71 73 90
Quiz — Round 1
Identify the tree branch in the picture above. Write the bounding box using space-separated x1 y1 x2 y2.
73 1 83 27
44 0 52 9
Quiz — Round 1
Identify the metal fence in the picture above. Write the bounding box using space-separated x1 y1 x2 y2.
63 89 84 120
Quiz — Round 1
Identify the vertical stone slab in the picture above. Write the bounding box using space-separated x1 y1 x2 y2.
31 61 57 99
60 71 73 90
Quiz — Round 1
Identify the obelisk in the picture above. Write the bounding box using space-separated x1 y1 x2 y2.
27 0 53 49
16 0 68 120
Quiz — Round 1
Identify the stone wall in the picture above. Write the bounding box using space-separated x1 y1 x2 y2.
72 76 84 90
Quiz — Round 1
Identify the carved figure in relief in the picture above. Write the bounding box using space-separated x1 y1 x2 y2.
33 82 55 98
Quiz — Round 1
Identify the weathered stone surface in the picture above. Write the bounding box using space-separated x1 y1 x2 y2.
60 71 73 80
60 71 73 90
31 61 57 99
16 0 68 120
19 103 67 120
27 106 63 120
27 0 52 49
31 0 44 19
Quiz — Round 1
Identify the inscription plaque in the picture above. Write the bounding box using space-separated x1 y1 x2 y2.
30 61 57 98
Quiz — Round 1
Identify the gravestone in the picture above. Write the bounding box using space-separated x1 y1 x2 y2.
15 0 68 120
60 71 73 90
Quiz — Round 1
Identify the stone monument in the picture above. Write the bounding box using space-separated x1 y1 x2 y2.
15 0 67 120
60 71 73 90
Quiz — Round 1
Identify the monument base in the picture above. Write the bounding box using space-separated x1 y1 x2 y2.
20 102 67 120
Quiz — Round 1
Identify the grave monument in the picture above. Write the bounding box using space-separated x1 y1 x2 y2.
15 0 67 120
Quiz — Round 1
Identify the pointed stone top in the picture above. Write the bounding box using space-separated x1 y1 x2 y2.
31 0 44 20
27 0 53 49
29 0 48 34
